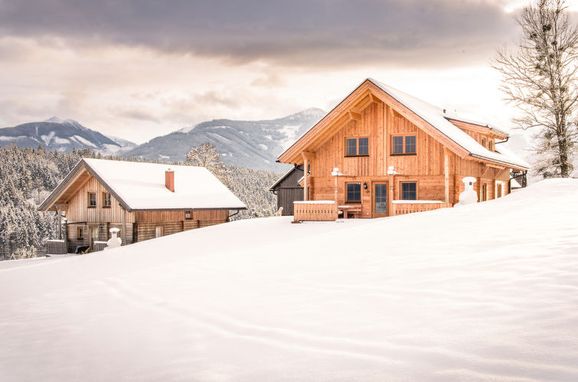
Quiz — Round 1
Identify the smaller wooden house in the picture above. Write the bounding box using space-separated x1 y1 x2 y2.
39 158 246 253
270 166 304 216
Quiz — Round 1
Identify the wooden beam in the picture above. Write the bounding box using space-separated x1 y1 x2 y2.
444 148 450 203
348 111 361 121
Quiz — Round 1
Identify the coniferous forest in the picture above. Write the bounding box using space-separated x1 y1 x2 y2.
0 146 279 260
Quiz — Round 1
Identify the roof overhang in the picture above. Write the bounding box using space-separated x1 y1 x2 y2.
38 159 132 212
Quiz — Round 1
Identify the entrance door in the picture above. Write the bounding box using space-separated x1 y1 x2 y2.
373 183 388 217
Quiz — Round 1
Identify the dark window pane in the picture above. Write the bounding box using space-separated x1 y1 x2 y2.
392 136 404 154
405 136 416 154
346 138 357 156
346 183 361 202
358 138 369 156
88 192 97 207
401 182 417 200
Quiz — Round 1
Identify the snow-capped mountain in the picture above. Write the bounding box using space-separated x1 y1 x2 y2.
0 117 136 154
125 108 325 171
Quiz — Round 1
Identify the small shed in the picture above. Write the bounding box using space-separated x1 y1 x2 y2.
270 166 304 216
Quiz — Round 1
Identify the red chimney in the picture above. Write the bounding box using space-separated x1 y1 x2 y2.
165 169 175 192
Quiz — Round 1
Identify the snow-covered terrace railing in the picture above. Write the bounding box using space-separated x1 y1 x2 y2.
293 200 338 222
391 200 451 216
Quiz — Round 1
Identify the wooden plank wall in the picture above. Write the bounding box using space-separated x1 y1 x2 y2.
306 98 510 216
65 177 135 224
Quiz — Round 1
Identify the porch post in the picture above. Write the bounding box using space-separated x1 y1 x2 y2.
444 148 450 203
303 156 309 201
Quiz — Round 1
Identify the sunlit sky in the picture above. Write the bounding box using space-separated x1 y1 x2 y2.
0 0 576 143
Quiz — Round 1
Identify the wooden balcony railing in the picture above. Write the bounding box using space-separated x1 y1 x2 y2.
293 201 338 222
391 200 451 216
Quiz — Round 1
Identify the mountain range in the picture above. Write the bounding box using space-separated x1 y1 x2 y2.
0 109 325 171
125 108 324 170
0 117 137 155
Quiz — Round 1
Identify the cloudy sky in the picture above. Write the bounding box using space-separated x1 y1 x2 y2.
0 0 577 143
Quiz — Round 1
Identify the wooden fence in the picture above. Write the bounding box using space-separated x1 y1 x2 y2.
392 201 451 216
293 201 338 222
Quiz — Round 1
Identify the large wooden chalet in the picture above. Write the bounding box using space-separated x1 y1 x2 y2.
39 158 246 252
277 78 529 219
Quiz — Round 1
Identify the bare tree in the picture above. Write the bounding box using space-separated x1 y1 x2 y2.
184 143 230 183
495 0 578 177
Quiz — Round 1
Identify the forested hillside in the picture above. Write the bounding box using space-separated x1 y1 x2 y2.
0 146 279 260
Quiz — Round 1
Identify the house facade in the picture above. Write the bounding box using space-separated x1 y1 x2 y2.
39 158 246 253
277 78 529 218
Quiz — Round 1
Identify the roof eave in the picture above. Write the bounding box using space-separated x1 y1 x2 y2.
469 153 529 171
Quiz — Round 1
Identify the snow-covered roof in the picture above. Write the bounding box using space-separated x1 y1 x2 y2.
368 79 530 169
40 158 246 211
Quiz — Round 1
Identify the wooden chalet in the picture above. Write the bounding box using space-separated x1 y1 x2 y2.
277 78 529 219
39 158 246 253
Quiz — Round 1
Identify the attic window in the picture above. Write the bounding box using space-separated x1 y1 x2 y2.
345 137 369 157
102 192 111 208
88 192 97 208
392 136 416 155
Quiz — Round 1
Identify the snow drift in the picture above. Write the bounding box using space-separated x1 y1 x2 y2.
1 180 578 381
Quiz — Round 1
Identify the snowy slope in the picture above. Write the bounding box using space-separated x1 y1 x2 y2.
1 180 578 381
0 118 136 154
125 108 325 171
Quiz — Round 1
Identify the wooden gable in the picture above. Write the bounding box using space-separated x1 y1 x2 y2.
278 79 470 165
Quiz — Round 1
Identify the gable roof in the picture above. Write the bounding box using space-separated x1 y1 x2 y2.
269 166 303 191
39 158 246 212
278 78 529 170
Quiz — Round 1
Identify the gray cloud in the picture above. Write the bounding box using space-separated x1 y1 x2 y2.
0 0 517 67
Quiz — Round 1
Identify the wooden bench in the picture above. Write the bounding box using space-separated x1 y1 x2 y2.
338 205 362 219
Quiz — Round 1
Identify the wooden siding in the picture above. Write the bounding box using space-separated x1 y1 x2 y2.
65 177 135 224
297 97 511 218
58 173 231 250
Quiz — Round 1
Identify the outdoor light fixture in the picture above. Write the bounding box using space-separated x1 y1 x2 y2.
363 182 368 190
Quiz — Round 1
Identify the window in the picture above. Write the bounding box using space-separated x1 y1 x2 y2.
345 137 369 157
481 184 488 201
102 192 111 208
392 136 404 154
405 136 416 154
346 138 357 156
185 210 192 220
482 137 487 148
392 136 416 155
88 192 97 208
401 182 417 200
358 137 369 156
346 183 362 203
77 227 84 240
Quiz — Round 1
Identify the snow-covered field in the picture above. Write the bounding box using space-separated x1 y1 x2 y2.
1 180 578 381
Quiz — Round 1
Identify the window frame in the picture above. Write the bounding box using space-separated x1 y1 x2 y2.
77 226 84 240
345 182 362 203
400 181 418 201
87 192 97 208
102 192 112 208
344 137 369 157
391 135 417 156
